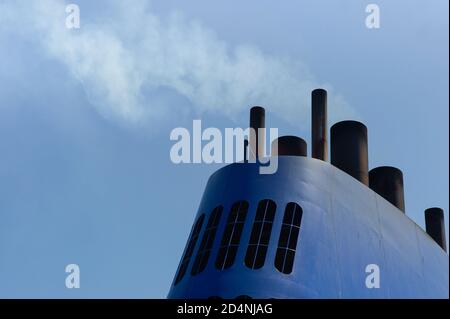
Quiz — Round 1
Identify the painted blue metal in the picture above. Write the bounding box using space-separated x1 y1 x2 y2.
168 156 449 299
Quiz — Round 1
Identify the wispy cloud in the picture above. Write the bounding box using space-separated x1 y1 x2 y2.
0 0 356 128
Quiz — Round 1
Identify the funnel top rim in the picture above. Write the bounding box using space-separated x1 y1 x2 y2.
331 120 367 131
369 166 403 175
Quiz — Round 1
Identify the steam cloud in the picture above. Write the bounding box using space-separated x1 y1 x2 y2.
0 0 356 128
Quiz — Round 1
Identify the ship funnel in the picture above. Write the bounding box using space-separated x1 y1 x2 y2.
425 208 447 251
249 106 265 159
331 121 369 185
311 89 328 161
272 136 307 156
369 166 405 212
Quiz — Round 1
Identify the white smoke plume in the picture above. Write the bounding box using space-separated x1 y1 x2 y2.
0 0 356 128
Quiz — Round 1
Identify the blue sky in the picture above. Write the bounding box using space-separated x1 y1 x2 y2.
0 0 448 298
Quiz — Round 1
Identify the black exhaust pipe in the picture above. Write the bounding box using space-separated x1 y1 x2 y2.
331 121 369 185
369 166 405 212
311 89 327 161
244 139 248 163
425 208 447 252
249 106 265 159
272 136 307 157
